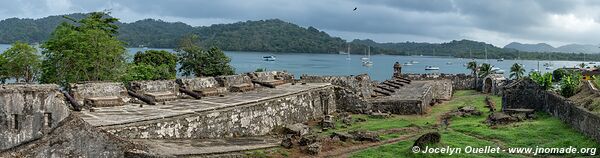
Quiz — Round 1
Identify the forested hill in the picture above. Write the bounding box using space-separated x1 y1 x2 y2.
0 14 346 53
350 39 519 58
193 19 345 53
3 13 600 60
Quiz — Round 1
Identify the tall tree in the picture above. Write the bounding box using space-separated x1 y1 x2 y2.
2 41 41 83
133 50 177 79
40 12 126 85
177 34 235 77
466 61 478 76
479 63 492 78
509 63 525 79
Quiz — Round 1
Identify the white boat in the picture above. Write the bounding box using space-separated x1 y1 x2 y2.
362 60 373 66
491 67 505 74
446 62 453 65
497 58 504 62
410 60 419 64
263 56 276 61
404 62 413 66
362 47 373 67
531 69 539 72
545 66 553 70
425 66 440 70
345 46 351 61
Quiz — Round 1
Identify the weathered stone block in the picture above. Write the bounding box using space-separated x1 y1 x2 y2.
0 84 70 151
69 82 130 108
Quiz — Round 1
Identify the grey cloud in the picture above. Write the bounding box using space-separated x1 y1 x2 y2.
1 0 600 46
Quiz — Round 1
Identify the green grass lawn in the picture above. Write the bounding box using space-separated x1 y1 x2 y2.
350 90 600 158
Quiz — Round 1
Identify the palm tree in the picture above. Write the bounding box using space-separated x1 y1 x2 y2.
578 62 587 68
510 63 525 79
467 61 478 76
479 63 492 78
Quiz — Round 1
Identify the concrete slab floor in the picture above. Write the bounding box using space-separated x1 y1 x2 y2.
133 137 280 156
79 83 331 127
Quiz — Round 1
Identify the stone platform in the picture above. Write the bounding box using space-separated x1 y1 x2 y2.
79 83 335 139
80 83 330 126
368 81 436 115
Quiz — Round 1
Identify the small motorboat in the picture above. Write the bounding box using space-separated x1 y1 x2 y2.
263 56 276 61
497 58 504 62
531 69 539 72
404 62 413 66
425 66 440 70
410 60 419 64
446 62 453 65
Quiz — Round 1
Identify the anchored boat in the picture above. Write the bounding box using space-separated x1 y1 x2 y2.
263 55 276 61
425 66 440 70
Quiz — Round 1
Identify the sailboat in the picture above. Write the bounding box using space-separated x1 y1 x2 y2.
362 47 373 67
345 46 351 61
425 48 440 70
361 48 369 61
544 54 553 70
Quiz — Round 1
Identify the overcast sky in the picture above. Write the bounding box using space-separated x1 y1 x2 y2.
1 0 600 47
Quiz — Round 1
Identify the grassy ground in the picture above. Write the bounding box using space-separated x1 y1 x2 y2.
351 90 600 158
248 90 600 157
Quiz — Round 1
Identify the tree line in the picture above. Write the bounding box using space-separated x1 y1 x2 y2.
0 12 234 86
3 13 600 61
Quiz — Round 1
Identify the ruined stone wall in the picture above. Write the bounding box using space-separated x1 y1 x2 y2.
300 74 374 113
216 74 254 88
0 84 70 151
300 74 374 98
369 86 433 115
0 114 144 157
248 71 294 82
69 82 130 106
424 80 453 100
501 79 546 111
401 73 477 90
99 86 336 139
128 80 179 95
177 77 221 90
502 79 600 142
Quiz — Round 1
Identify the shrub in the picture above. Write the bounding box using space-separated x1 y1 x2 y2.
530 72 553 90
559 74 581 97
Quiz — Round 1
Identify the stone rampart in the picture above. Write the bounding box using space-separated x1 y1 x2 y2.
401 73 477 90
128 80 179 95
300 74 374 113
369 86 433 115
69 82 130 108
0 84 70 151
99 85 336 139
503 79 600 143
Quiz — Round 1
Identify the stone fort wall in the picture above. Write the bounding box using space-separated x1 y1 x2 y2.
503 79 600 143
99 85 335 139
400 73 478 90
0 84 70 151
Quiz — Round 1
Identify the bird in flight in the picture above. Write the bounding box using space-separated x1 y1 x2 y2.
353 7 357 11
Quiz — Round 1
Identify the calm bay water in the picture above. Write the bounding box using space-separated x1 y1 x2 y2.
1 44 593 81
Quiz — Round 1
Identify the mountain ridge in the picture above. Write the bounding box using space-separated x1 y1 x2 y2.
504 42 600 54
